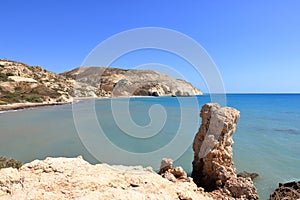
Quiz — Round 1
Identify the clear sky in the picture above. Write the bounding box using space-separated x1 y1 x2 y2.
1 0 300 93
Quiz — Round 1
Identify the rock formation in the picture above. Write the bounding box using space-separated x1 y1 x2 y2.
159 157 173 174
0 156 211 200
159 158 190 183
192 103 258 199
269 181 300 200
61 66 202 97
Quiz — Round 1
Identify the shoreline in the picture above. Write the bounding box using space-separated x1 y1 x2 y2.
0 102 72 112
0 96 149 113
0 96 147 112
0 95 202 112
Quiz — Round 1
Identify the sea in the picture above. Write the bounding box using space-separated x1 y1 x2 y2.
0 94 299 199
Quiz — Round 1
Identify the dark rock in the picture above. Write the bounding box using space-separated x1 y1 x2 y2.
151 91 159 96
237 171 259 180
171 166 187 179
270 181 300 200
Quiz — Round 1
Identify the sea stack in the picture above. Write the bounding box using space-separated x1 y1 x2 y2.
192 103 258 199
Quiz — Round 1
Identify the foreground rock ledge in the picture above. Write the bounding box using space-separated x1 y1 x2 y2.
0 156 211 200
192 103 258 199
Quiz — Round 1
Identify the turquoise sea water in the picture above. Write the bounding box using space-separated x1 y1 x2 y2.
0 94 300 199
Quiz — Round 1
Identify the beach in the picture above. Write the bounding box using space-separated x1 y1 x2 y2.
0 102 72 112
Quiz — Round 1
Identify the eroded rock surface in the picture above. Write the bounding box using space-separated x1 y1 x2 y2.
269 181 300 200
192 103 240 190
159 158 190 183
159 158 173 174
0 156 211 200
192 103 258 199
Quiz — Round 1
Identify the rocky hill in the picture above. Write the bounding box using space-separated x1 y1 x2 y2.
61 67 202 97
0 59 202 108
0 60 74 106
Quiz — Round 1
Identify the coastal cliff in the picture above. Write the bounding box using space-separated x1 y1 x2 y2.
0 59 202 110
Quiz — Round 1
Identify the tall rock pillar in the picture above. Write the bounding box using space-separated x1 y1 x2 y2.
192 103 258 199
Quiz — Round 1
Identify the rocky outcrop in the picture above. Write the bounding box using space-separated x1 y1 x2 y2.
159 158 190 183
192 103 258 199
61 66 202 97
0 156 211 200
192 103 240 190
269 181 300 200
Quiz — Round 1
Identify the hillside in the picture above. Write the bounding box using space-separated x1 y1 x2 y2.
0 59 202 107
0 60 74 106
62 67 202 97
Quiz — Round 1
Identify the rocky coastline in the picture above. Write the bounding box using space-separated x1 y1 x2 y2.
0 103 262 199
0 59 203 112
0 59 202 112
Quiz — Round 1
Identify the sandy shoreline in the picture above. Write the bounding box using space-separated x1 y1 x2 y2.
0 102 72 112
0 95 192 112
0 96 148 112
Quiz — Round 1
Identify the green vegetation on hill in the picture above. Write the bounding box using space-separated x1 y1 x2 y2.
0 81 63 104
0 87 43 104
0 73 8 81
0 156 22 169
0 60 72 105
0 72 14 81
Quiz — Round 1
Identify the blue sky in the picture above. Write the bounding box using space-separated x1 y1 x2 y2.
1 0 300 93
